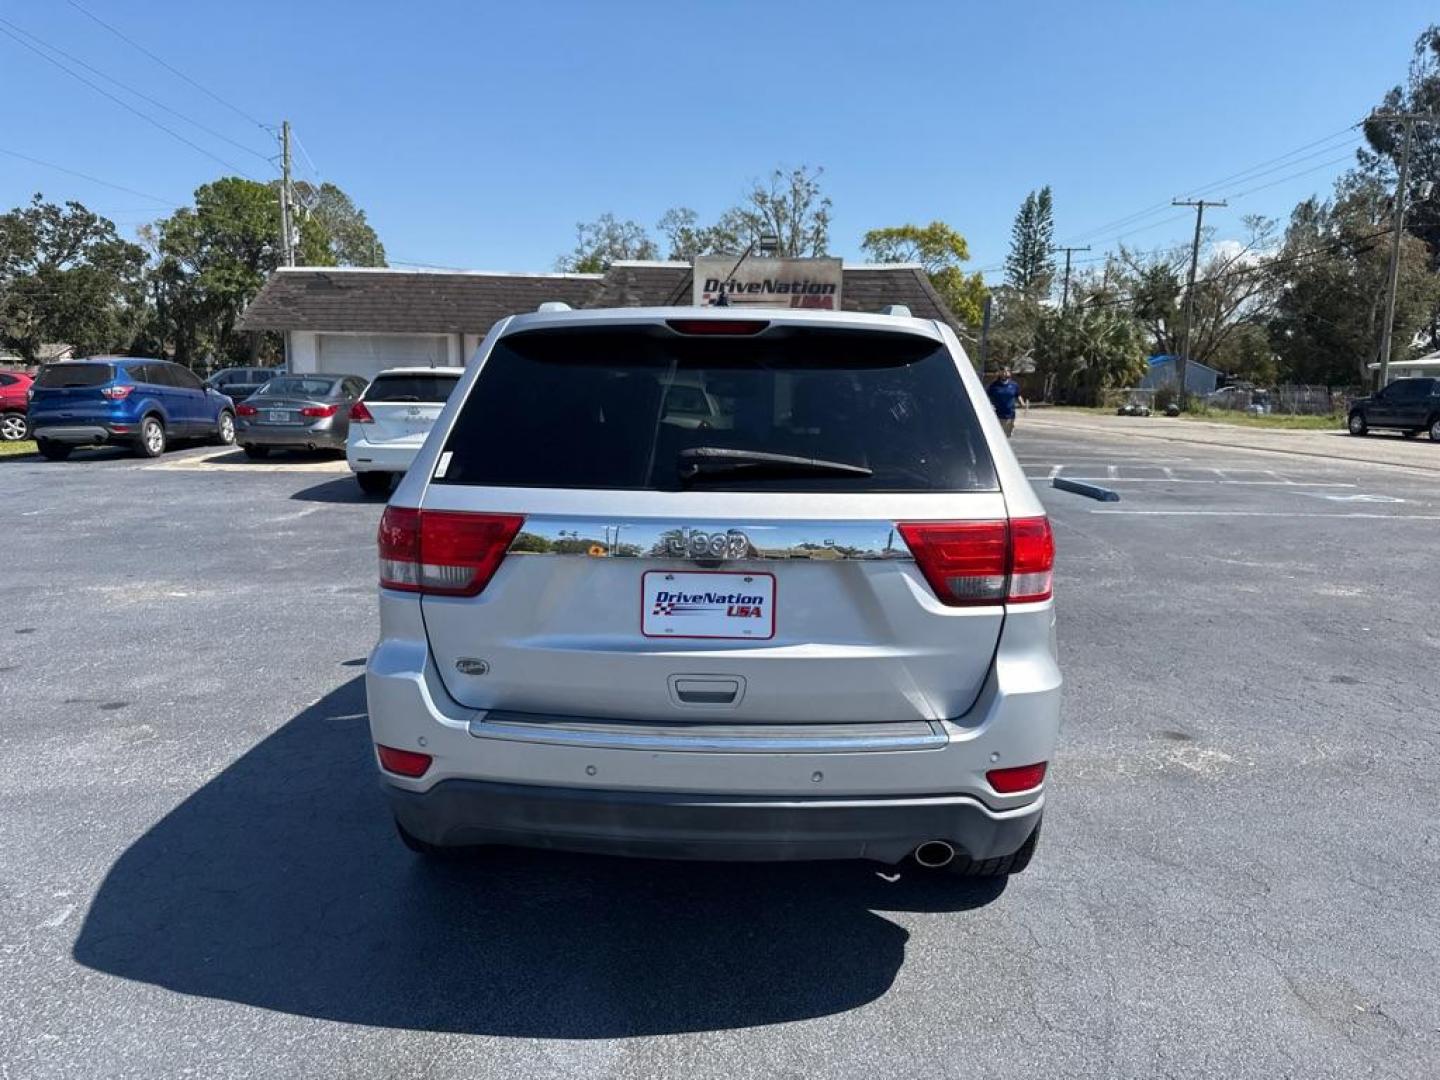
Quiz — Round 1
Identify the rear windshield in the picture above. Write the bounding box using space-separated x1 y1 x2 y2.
37 363 115 388
437 325 997 492
256 376 338 398
365 373 460 403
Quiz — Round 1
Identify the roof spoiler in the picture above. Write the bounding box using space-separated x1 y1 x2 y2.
879 304 912 317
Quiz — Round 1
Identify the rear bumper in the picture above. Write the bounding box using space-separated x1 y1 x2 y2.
238 423 344 449
367 596 1062 864
32 424 129 445
347 436 422 474
388 778 1042 863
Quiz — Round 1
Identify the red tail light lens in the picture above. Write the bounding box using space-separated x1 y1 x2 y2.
235 403 258 416
300 403 339 418
100 385 134 400
378 507 524 597
666 319 770 336
376 744 432 778
1008 516 1055 603
898 516 1054 606
898 521 1009 605
349 400 374 423
987 762 1047 793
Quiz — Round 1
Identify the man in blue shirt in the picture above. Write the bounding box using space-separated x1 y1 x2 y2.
986 367 1025 437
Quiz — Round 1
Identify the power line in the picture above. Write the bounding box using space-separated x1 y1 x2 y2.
1058 122 1364 248
1222 150 1365 202
0 21 255 178
65 0 273 133
0 16 272 170
0 147 181 206
291 129 322 183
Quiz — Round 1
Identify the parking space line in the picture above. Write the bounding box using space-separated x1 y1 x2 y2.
1089 509 1440 520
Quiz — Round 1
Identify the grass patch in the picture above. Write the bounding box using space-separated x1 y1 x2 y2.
1177 410 1343 431
0 439 36 458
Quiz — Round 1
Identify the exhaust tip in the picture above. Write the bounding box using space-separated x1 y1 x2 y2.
913 840 955 869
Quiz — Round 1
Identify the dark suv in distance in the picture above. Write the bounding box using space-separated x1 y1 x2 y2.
207 366 281 404
1348 377 1440 440
28 358 236 459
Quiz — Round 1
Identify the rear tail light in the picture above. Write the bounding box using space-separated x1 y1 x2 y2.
300 403 339 418
100 385 133 400
349 400 374 423
235 403 258 417
376 744 432 778
378 506 524 597
666 319 770 336
987 762 1047 793
897 516 1054 606
1007 517 1055 603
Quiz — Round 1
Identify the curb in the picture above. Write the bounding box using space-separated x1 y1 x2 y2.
1052 476 1120 501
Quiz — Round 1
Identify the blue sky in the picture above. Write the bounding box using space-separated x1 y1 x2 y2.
1 0 1433 281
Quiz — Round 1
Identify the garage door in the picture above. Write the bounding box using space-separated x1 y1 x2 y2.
316 334 451 380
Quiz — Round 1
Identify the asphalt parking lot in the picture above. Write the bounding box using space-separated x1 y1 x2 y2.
2 430 1437 1080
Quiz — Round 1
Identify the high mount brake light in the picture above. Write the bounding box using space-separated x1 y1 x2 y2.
665 319 770 336
897 516 1054 606
378 507 524 597
349 400 374 423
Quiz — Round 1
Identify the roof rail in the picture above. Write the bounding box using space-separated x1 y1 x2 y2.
536 301 572 313
879 304 912 318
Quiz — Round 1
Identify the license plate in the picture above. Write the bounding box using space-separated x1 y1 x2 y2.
268 410 294 423
642 571 775 640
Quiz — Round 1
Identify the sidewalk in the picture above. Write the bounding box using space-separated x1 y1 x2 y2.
1022 410 1440 473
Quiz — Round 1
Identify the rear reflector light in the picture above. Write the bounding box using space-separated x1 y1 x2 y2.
897 516 1054 606
665 319 770 336
376 744 432 778
100 385 133 400
235 403 258 416
987 762 1047 793
300 403 339 418
349 400 374 423
378 506 524 596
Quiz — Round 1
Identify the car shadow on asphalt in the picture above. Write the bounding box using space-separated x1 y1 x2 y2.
290 477 384 504
73 676 1004 1037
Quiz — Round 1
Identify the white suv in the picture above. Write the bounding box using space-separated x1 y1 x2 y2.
346 366 465 495
366 307 1060 876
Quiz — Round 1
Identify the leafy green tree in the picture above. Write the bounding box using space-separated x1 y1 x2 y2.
556 213 658 272
1115 215 1278 367
153 178 282 364
983 286 1044 372
1004 187 1055 297
1208 320 1277 386
860 220 988 327
0 195 145 363
657 165 833 261
293 181 385 267
1033 299 1147 404
1269 179 1437 385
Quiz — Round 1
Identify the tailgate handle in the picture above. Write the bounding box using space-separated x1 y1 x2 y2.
671 676 743 707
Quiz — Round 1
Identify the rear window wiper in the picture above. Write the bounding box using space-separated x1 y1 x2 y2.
677 446 872 483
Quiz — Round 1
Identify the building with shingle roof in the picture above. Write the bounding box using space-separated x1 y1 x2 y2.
239 261 966 378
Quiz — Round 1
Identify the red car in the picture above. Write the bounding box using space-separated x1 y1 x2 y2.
0 370 33 442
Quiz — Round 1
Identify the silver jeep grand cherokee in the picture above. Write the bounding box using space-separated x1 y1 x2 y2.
366 306 1060 877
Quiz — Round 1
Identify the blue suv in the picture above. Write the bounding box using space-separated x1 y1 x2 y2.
29 358 237 460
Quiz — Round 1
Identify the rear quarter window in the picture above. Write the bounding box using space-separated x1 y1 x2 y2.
437 324 997 493
36 363 116 388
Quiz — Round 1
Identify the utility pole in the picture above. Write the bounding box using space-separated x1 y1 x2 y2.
1373 112 1436 387
279 120 295 267
1053 245 1091 311
1172 198 1226 405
